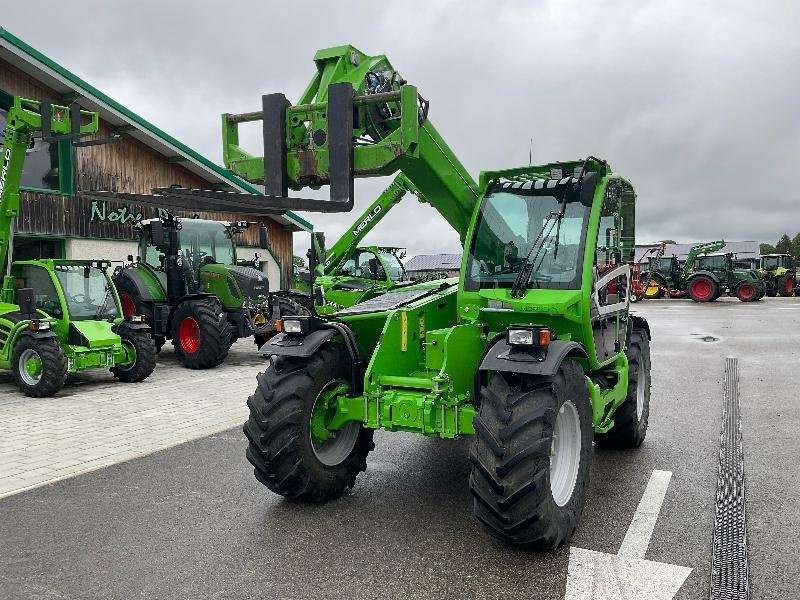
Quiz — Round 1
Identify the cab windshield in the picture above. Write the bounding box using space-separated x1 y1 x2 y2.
179 220 236 270
761 256 780 270
378 251 406 281
466 185 589 290
53 265 119 321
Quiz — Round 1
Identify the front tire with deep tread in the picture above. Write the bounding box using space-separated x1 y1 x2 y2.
595 329 651 448
243 343 374 502
171 299 232 369
470 360 593 548
11 336 67 398
111 327 157 382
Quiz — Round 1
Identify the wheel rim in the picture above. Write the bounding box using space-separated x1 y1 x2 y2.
119 293 137 317
645 283 661 298
739 285 754 300
636 360 646 421
550 400 581 507
178 317 201 354
19 349 43 385
691 278 713 300
310 380 360 467
116 340 137 372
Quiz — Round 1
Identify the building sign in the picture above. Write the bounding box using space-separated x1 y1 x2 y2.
89 199 170 224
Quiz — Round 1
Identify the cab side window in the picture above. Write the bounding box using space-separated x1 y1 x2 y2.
11 264 62 318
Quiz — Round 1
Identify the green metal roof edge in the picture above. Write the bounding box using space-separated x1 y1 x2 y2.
0 27 313 232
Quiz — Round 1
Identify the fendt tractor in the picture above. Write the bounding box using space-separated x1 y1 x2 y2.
692 253 764 302
111 215 273 368
0 98 156 397
758 253 796 297
98 46 653 549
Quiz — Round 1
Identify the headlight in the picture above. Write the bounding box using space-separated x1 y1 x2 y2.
507 326 551 347
129 314 144 323
282 319 304 334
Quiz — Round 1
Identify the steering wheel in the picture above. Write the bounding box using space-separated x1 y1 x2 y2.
70 293 88 304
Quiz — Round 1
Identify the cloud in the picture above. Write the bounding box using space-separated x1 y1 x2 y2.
6 0 799 256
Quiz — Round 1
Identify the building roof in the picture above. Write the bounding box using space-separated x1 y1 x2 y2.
405 253 462 272
0 27 311 232
635 241 760 262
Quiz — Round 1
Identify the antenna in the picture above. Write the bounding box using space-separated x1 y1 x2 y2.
529 138 533 165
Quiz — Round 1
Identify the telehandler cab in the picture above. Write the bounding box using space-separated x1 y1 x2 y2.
0 98 156 396
92 46 651 549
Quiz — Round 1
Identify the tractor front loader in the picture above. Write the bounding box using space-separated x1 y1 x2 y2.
0 98 156 397
691 253 764 302
112 215 273 368
90 46 652 549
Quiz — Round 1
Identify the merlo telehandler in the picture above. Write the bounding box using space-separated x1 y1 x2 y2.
93 46 652 549
0 98 156 397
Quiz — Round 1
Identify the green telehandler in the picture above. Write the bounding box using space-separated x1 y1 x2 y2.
0 98 156 397
758 253 796 297
100 46 652 549
111 214 273 368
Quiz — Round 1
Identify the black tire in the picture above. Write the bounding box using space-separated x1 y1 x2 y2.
243 343 374 502
735 282 759 302
777 275 793 297
686 275 718 302
11 336 67 398
171 299 232 369
596 330 650 448
111 327 157 383
470 360 593 548
114 276 165 344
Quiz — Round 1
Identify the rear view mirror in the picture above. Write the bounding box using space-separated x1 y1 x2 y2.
150 220 165 246
17 288 36 318
259 225 270 250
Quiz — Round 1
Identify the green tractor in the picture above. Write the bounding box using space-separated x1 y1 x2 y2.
112 215 273 368
1 98 156 397
690 253 764 302
640 240 723 300
105 46 654 548
758 254 796 297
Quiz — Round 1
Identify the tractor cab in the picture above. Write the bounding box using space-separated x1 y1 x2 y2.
758 253 796 296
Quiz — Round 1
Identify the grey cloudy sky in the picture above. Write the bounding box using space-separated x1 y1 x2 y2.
5 1 799 257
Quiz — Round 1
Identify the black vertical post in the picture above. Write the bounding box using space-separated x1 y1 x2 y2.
262 93 290 198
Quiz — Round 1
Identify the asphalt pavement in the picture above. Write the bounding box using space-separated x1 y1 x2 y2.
0 297 797 599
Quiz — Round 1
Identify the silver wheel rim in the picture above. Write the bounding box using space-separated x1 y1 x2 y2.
635 360 646 421
310 381 360 467
18 349 43 386
550 400 581 507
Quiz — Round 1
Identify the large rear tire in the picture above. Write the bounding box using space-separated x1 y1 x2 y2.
777 275 794 297
243 343 374 502
595 330 650 448
172 299 232 369
11 336 67 398
111 327 157 383
686 275 718 302
470 360 593 548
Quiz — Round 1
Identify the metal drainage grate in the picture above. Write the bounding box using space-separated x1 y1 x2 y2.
710 357 749 600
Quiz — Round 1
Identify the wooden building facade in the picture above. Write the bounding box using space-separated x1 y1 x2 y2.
0 28 310 290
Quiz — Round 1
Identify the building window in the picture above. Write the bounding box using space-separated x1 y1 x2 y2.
0 90 71 194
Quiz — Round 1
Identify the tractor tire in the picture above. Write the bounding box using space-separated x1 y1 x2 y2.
111 327 157 383
686 275 718 302
154 335 166 353
172 299 232 369
115 277 165 345
777 275 794 297
642 274 665 299
595 330 651 448
470 360 593 548
243 343 374 502
11 336 67 398
765 285 777 298
735 283 759 302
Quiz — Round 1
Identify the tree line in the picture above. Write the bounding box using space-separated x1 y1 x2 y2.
759 233 800 256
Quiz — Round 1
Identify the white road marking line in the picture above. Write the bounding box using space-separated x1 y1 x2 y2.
617 469 673 558
564 469 692 600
